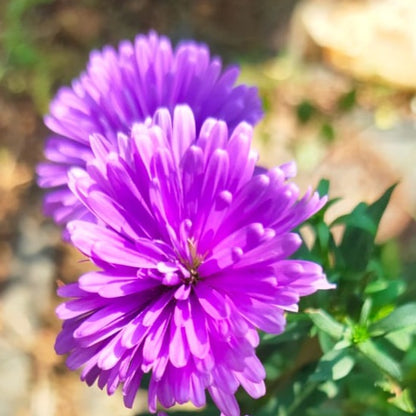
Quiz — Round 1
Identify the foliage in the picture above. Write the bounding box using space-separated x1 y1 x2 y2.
0 0 55 111
246 182 415 416
137 182 416 416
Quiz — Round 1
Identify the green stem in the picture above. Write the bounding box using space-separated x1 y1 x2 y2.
286 381 319 416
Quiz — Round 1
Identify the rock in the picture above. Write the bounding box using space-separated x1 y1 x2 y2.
0 338 31 416
291 0 416 90
252 63 414 241
0 212 59 415
297 132 412 242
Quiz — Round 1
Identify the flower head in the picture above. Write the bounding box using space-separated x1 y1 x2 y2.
37 31 263 226
55 105 333 415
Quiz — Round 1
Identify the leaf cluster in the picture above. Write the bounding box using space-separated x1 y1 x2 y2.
245 182 415 416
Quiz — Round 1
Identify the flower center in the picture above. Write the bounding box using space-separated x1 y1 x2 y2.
183 267 200 285
178 238 204 286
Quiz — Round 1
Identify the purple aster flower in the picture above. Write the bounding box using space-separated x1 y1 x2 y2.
37 31 263 226
55 105 333 415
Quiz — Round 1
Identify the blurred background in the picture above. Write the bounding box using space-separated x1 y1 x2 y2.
0 0 415 415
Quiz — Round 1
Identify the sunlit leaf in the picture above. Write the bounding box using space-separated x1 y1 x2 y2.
318 380 339 399
389 388 416 413
369 303 416 336
310 348 355 381
385 328 414 351
306 309 346 339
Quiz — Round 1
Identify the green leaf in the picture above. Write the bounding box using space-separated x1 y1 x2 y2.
369 303 416 336
380 240 401 279
365 279 392 294
359 298 373 326
338 184 396 272
296 100 315 123
389 388 416 413
375 381 416 414
318 330 337 354
310 348 355 381
385 328 414 351
320 122 335 142
316 222 330 252
357 339 403 381
365 280 406 311
332 203 378 234
316 178 330 198
306 309 346 339
317 380 339 399
338 89 356 111
366 184 397 229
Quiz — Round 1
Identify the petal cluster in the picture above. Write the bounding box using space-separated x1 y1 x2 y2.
56 105 333 415
37 31 262 226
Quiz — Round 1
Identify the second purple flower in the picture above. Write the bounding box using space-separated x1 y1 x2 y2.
37 31 263 226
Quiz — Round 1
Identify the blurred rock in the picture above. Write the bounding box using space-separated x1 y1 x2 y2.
52 370 144 416
351 109 416 211
291 0 416 90
0 213 58 416
0 149 32 226
298 134 412 242
0 339 31 416
253 62 414 242
30 376 56 416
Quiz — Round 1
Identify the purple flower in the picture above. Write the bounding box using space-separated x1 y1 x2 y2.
55 105 334 415
37 31 262 227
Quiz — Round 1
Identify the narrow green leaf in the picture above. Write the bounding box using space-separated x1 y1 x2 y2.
316 178 330 198
316 222 330 252
389 388 416 413
339 184 396 272
385 328 414 351
357 339 403 381
366 280 406 311
359 298 373 325
367 184 397 226
306 309 346 339
369 303 416 336
375 380 416 413
332 204 377 234
338 89 356 111
365 280 390 294
320 122 335 142
333 339 352 350
310 348 355 381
